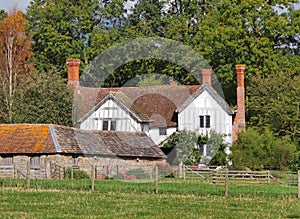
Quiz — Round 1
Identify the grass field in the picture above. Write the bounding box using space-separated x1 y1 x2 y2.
0 179 299 218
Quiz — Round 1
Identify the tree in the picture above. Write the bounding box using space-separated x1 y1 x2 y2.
26 0 128 71
206 132 228 166
13 68 73 126
136 73 170 87
163 131 199 165
0 9 6 19
195 0 300 105
0 10 33 123
230 128 296 170
127 0 166 37
163 131 229 166
247 71 299 146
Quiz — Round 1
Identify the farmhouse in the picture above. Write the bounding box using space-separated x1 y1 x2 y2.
0 124 166 179
68 59 246 146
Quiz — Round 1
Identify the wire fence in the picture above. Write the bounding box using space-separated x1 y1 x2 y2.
0 164 299 199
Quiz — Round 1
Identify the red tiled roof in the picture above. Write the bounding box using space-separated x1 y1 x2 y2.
0 124 56 154
76 85 200 127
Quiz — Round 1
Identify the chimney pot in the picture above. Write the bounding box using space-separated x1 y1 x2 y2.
235 64 246 88
170 81 178 87
201 68 212 85
66 58 80 88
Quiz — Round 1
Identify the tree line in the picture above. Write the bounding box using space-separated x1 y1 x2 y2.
0 0 299 170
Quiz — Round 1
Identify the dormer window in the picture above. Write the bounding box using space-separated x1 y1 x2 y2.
200 115 210 128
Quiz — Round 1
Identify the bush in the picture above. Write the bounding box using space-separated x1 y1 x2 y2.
230 128 296 170
65 168 90 179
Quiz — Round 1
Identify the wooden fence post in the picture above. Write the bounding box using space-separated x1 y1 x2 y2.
298 170 300 198
225 169 229 197
213 170 216 184
267 170 270 184
155 166 158 194
183 164 186 181
26 161 30 189
71 167 74 180
179 162 183 179
13 164 16 179
91 164 95 191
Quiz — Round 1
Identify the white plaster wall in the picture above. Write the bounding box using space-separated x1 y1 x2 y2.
149 127 177 145
178 90 233 144
80 99 143 132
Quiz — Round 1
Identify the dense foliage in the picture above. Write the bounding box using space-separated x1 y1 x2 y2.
26 0 128 71
247 71 299 145
230 128 297 170
12 68 73 126
163 131 228 166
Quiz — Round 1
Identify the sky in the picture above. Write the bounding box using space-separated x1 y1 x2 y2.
0 0 299 13
0 0 31 12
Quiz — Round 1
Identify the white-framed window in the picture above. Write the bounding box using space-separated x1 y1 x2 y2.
200 115 210 128
159 127 167 135
72 156 78 167
30 156 41 167
102 120 117 130
1 156 13 165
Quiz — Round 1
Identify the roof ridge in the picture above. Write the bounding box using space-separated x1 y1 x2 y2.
81 84 200 90
49 125 62 153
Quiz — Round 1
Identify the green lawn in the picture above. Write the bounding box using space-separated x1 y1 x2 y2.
0 179 299 218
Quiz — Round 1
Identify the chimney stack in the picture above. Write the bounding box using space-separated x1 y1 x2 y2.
233 64 246 141
170 81 178 87
66 58 80 89
201 69 212 85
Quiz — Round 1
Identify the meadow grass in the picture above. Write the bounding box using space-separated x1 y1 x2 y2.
0 178 299 218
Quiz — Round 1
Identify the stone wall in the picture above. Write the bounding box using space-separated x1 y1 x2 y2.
0 154 167 179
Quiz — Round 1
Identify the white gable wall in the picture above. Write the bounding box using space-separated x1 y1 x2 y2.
80 99 146 133
178 90 233 144
149 127 177 145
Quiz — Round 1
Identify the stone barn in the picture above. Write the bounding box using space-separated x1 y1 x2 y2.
0 124 166 179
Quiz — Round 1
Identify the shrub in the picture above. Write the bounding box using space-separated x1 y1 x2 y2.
230 128 296 170
65 168 90 179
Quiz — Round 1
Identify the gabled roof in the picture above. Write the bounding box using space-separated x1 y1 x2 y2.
78 91 150 123
176 83 235 115
0 124 166 159
76 85 200 127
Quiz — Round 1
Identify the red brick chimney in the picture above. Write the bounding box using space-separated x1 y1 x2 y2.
201 69 212 85
66 58 80 89
233 64 246 141
170 81 178 86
